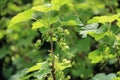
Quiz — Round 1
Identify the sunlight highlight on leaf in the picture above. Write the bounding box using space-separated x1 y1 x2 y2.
8 9 34 27
88 13 120 24
32 20 46 29
88 50 103 63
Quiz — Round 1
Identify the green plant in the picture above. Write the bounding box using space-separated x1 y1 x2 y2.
80 13 120 64
3 0 120 80
8 0 79 80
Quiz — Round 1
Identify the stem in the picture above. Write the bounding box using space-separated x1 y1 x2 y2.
50 32 56 80
115 28 120 34
47 11 56 80
107 23 111 34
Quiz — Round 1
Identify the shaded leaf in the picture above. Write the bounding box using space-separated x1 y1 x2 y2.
91 73 116 80
0 30 5 39
32 0 71 12
0 46 9 59
10 68 28 80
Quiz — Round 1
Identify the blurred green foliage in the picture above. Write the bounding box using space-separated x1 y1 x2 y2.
1 0 120 80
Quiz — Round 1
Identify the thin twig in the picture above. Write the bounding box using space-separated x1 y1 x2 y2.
50 32 56 80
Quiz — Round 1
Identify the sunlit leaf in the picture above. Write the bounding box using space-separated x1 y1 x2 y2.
32 20 46 29
60 15 83 26
27 63 42 73
27 61 49 73
88 50 103 63
109 13 120 22
88 32 105 41
88 13 120 24
8 9 34 27
61 20 79 26
32 4 52 12
32 0 71 12
87 16 109 24
113 77 120 80
23 61 51 80
55 59 71 70
51 0 70 11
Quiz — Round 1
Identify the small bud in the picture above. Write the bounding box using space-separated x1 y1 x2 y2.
64 29 70 35
67 75 71 79
58 27 63 32
34 39 41 48
64 46 70 50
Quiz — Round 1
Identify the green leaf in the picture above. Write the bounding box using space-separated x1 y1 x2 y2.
0 46 9 59
88 32 105 41
117 18 120 28
103 32 116 45
27 63 42 73
88 50 103 63
75 37 91 52
61 20 79 26
32 20 46 29
10 68 28 80
55 59 71 70
91 73 106 80
39 27 50 33
27 61 49 73
113 77 120 80
80 23 99 38
88 13 120 24
60 15 83 26
80 23 106 40
117 71 120 76
106 73 116 80
88 26 106 41
32 4 52 12
109 13 120 22
32 0 71 12
0 30 5 39
116 22 120 28
51 0 71 11
34 39 41 48
34 68 51 80
0 0 7 8
87 16 109 24
8 9 34 27
91 73 116 80
24 61 50 80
